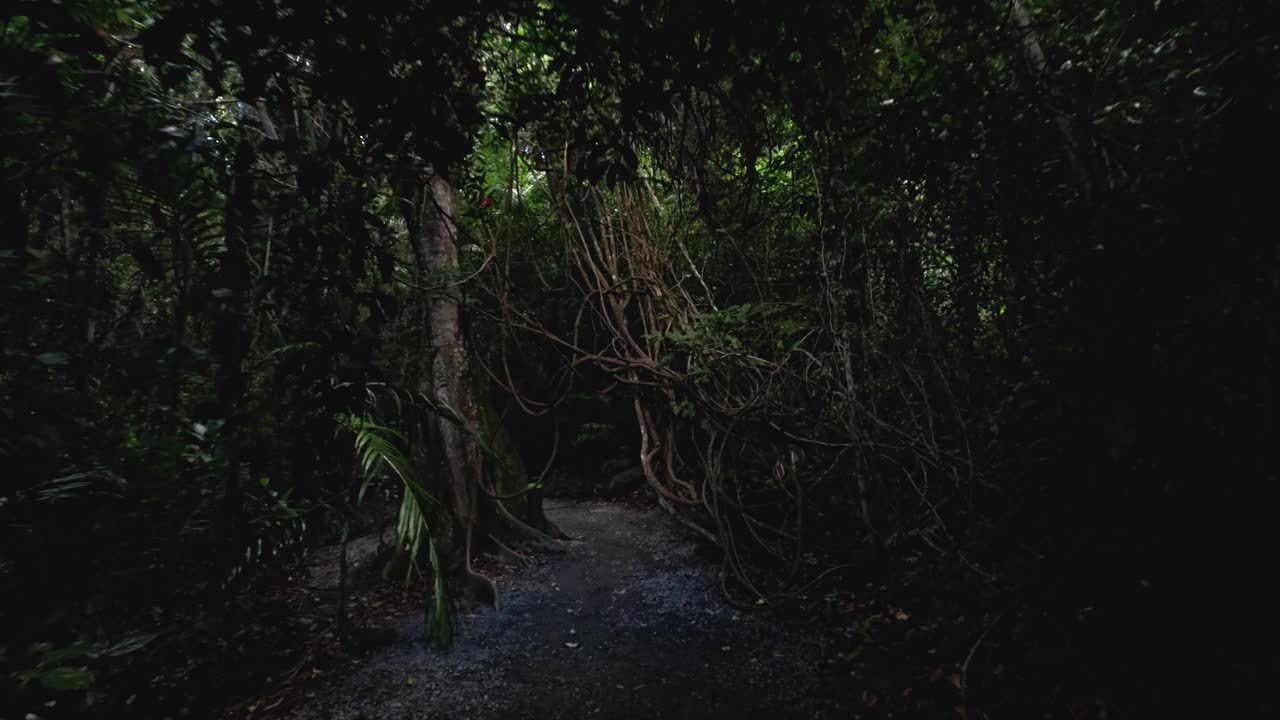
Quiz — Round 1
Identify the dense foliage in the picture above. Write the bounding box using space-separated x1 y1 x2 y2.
3 1 1275 717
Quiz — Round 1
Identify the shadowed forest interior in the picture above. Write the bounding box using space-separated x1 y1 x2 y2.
2 1 1277 718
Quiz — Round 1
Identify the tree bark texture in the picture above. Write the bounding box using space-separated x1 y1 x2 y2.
404 173 497 606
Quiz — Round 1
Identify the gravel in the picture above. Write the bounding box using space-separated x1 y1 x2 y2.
289 500 833 720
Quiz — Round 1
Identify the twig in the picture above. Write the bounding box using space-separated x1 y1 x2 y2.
960 613 1003 718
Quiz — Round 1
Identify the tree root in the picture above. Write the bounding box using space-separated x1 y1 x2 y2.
495 499 569 554
658 495 720 547
486 533 532 566
461 526 500 609
541 516 577 541
460 569 500 610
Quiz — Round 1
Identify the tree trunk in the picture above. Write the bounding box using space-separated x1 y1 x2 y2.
1008 0 1093 206
403 173 497 607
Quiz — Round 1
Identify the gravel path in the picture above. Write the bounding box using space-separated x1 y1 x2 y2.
290 500 831 719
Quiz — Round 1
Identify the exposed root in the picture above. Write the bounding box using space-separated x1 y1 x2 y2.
541 516 577 541
495 499 569 554
487 533 532 566
658 495 720 547
460 570 500 610
462 526 500 609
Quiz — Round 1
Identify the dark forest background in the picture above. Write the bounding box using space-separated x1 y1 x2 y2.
2 1 1277 717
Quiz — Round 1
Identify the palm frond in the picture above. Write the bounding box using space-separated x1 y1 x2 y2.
336 413 452 649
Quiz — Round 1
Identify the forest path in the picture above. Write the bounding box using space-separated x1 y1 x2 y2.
290 500 831 719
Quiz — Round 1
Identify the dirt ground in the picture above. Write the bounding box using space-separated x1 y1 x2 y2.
287 500 838 719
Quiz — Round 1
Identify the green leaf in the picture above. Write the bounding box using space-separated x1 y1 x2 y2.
20 666 95 691
36 352 69 366
340 410 451 649
36 643 92 665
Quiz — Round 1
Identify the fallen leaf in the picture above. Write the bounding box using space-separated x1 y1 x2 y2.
406 676 415 685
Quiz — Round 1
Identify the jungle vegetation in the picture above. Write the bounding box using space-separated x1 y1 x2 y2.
2 0 1276 717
